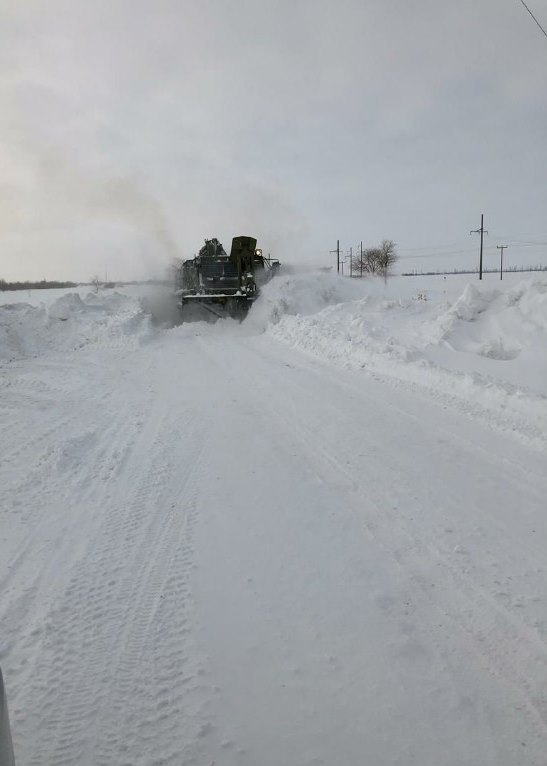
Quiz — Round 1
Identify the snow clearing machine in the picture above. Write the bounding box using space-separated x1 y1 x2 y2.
175 236 280 319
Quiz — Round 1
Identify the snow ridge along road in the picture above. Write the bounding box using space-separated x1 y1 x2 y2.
1 276 547 765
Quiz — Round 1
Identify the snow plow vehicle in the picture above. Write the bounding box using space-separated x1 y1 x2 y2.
175 236 279 319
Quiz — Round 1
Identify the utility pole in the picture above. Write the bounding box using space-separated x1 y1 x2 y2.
360 241 363 277
329 240 341 274
497 245 507 280
470 214 488 280
349 246 353 278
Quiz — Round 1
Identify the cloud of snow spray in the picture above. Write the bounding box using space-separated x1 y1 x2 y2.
34 152 178 268
21 150 182 323
86 178 178 264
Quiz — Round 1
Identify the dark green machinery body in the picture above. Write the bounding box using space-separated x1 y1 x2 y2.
176 236 280 319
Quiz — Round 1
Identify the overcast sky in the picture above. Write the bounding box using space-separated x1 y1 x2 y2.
1 0 546 281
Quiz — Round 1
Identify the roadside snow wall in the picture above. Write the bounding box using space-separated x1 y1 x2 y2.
0 292 152 361
261 272 547 448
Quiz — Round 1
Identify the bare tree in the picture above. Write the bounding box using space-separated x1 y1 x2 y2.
365 247 381 274
377 239 398 283
351 240 398 280
350 247 375 275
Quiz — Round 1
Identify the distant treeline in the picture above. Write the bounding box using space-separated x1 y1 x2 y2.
401 264 547 277
0 279 79 291
0 278 172 291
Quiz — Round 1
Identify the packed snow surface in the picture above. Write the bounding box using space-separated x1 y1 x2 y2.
1 271 547 765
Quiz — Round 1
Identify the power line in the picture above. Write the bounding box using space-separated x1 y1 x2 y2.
489 232 547 241
509 241 547 247
518 0 547 40
399 240 547 260
401 255 475 261
398 242 471 253
399 235 547 255
400 233 547 250
492 238 547 246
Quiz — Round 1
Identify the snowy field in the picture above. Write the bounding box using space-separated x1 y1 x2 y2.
1 270 546 765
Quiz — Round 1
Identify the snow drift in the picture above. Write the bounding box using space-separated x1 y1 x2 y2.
0 291 152 361
261 272 547 447
2 273 545 446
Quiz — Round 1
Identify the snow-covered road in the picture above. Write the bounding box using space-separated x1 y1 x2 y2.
1 279 547 765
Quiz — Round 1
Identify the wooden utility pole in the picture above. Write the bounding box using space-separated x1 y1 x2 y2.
497 245 508 280
470 214 488 280
329 240 341 274
349 247 353 277
360 241 363 277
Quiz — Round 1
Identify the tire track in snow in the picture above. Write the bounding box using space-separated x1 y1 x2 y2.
11 400 216 766
1 405 142 698
2 351 156 757
0 356 116 494
2 407 147 752
93 412 211 766
0 367 142 600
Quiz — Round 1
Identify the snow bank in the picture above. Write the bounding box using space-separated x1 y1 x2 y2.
430 281 547 366
3 273 545 445
263 272 547 447
247 269 369 330
0 291 153 361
